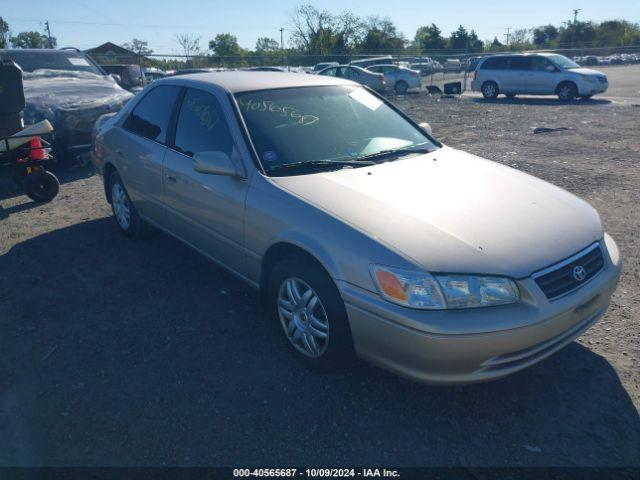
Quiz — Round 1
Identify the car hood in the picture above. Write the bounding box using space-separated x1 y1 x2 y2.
271 147 603 278
567 67 605 77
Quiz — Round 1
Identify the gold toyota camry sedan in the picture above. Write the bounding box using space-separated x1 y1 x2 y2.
92 72 621 384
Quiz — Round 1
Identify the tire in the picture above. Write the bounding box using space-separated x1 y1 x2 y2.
557 82 577 101
481 81 499 100
505 93 516 99
267 253 354 370
108 171 149 238
394 80 409 95
23 169 59 203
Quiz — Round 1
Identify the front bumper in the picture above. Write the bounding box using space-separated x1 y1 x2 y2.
338 236 621 384
578 80 608 96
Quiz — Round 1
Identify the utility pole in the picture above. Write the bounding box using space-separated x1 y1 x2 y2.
279 27 285 70
44 20 53 48
504 27 511 48
571 8 580 48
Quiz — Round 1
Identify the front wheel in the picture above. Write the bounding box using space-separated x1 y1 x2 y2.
267 254 354 369
557 82 577 101
481 81 499 100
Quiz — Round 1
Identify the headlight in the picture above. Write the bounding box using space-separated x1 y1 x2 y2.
371 265 445 309
371 265 519 310
435 274 520 308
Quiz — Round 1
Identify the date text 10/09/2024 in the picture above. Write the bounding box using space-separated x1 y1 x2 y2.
233 468 401 478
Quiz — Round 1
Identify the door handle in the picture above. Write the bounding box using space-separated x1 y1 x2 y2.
166 175 177 182
115 149 123 156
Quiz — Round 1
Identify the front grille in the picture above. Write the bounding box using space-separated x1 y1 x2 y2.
597 76 607 84
534 244 604 299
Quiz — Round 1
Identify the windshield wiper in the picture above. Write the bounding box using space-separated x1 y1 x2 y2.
352 145 434 163
267 159 376 174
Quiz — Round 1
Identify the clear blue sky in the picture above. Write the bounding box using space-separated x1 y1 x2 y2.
3 0 639 53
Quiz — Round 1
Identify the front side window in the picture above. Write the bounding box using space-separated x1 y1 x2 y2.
123 85 181 144
173 88 233 158
547 54 580 70
530 56 555 71
235 85 438 176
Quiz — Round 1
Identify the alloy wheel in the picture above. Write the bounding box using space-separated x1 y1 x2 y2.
111 183 131 230
277 277 330 357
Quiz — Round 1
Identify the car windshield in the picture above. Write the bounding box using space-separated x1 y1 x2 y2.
1 50 103 75
235 85 438 176
548 54 581 70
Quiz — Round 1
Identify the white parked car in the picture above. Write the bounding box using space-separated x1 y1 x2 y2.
471 53 608 101
366 64 421 94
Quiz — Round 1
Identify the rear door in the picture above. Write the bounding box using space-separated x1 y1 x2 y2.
501 56 531 93
163 87 249 276
117 85 182 224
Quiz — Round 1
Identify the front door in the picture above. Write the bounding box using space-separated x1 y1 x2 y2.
163 87 249 277
527 56 560 94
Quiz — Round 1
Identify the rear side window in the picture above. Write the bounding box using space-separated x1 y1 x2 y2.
124 85 181 144
481 57 509 70
510 57 531 70
173 88 233 158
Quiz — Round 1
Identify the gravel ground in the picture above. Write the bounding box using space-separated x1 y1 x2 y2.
0 65 638 469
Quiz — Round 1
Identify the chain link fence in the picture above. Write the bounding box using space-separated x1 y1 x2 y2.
88 44 640 94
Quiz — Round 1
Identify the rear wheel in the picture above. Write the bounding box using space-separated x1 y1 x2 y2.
394 80 408 95
481 81 499 100
108 171 149 238
267 254 354 370
23 169 59 203
557 82 577 101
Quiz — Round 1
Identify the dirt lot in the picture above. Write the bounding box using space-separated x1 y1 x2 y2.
1 65 639 469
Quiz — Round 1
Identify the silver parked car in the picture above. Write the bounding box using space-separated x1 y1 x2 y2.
92 72 621 384
367 64 421 95
471 53 608 101
317 65 386 93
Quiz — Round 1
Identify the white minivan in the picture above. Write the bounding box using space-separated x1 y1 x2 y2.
471 53 608 101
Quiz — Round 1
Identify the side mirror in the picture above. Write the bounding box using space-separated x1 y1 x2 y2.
546 64 557 72
419 122 433 136
193 151 239 177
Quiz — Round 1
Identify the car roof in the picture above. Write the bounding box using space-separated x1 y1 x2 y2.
158 71 353 93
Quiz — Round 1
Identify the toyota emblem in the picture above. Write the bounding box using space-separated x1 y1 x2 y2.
572 265 587 282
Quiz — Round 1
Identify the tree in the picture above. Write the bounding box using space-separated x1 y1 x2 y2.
0 17 9 49
357 16 405 53
414 24 445 52
448 25 469 51
123 38 153 56
489 36 504 51
532 25 559 47
174 33 201 59
558 20 595 47
508 28 530 49
10 31 56 49
209 33 245 57
289 5 363 56
255 37 280 54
